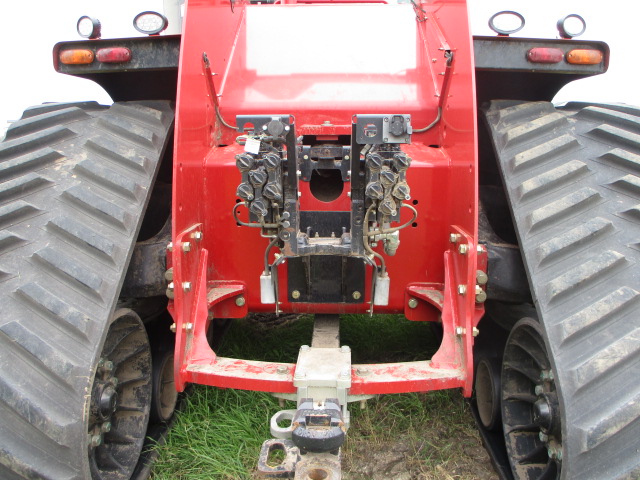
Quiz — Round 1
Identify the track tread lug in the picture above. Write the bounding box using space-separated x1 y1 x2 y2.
4 107 91 141
62 185 134 233
74 157 144 202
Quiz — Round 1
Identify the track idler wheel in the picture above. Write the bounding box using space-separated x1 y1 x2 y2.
501 318 562 480
474 356 502 432
150 348 178 423
88 309 152 480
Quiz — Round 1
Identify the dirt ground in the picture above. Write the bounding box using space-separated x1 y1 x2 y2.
343 427 499 480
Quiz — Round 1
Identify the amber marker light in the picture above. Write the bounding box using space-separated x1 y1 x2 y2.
527 48 564 64
59 49 95 65
566 49 603 65
96 48 132 63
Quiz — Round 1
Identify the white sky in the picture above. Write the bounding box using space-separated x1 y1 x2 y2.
1 0 639 135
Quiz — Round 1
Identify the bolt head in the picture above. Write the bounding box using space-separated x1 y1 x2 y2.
539 431 549 442
193 231 203 241
340 345 351 353
475 286 487 304
183 322 193 332
235 296 246 307
352 291 361 300
408 297 418 309
101 422 112 433
457 285 467 295
476 270 488 285
356 367 369 376
170 323 177 333
301 345 310 351
276 366 288 375
182 242 191 252
167 242 173 252
458 243 468 255
291 290 301 299
90 434 103 448
472 327 480 337
182 281 192 292
455 326 466 335
449 233 461 243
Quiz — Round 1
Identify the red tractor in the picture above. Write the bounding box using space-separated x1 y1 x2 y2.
1 2 638 479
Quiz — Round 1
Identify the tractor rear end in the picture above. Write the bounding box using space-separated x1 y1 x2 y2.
169 3 479 476
0 1 639 480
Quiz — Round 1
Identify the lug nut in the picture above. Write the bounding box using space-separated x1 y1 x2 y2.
90 434 103 448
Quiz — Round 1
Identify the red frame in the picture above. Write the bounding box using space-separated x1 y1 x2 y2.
170 0 482 397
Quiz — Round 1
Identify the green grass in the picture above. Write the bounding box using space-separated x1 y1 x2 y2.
150 315 495 480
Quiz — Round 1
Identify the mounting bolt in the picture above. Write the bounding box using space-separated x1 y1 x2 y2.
303 155 309 160
165 268 174 282
352 291 361 300
167 242 173 252
90 434 103 448
183 323 194 332
166 282 175 300
455 327 466 336
182 242 191 253
472 327 480 337
458 244 468 255
235 296 246 307
340 345 351 353
192 231 203 241
548 446 562 461
475 285 487 304
291 290 301 299
539 431 549 443
297 170 302 177
101 422 112 433
476 270 488 285
170 323 177 333
457 285 467 295
477 244 485 254
182 281 192 292
449 233 461 243
345 155 350 160
277 366 288 375
356 367 370 376
408 297 418 309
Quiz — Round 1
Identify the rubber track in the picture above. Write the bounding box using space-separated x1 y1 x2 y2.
0 101 174 479
484 101 640 480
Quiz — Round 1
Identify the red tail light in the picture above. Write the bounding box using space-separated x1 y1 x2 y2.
527 48 564 64
96 48 132 63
